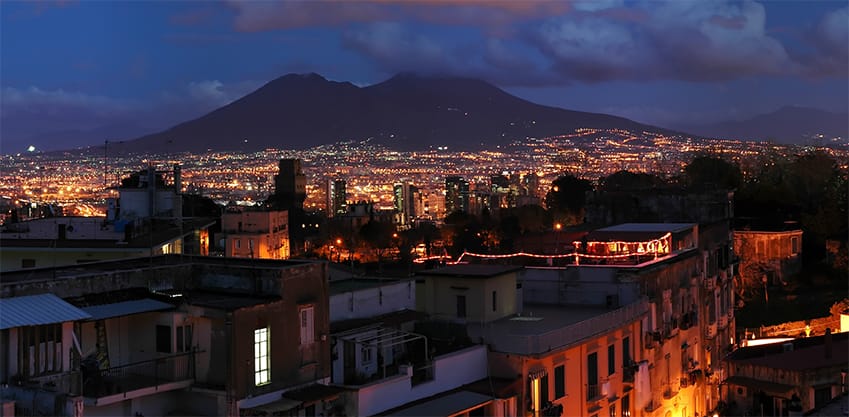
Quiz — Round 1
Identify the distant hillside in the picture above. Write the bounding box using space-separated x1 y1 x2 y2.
108 73 674 153
685 106 848 144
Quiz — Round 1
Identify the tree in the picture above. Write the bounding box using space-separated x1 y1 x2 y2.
684 156 741 191
360 220 396 274
545 174 592 226
600 170 667 191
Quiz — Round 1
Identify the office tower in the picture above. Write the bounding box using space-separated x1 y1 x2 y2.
273 159 306 210
445 176 469 215
327 178 347 217
394 182 420 226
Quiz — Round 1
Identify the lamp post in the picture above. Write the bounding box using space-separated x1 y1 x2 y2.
554 223 562 254
335 238 342 263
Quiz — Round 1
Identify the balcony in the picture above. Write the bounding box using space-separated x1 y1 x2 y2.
82 351 196 406
586 384 601 402
705 323 718 339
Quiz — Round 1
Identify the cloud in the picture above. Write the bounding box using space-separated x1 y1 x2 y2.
1 79 263 143
225 0 570 32
527 1 798 83
804 6 848 77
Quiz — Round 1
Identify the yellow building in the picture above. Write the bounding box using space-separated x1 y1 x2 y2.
220 207 289 259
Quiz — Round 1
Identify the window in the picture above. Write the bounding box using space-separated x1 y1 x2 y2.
492 290 497 312
19 324 62 377
156 325 171 353
554 364 565 399
608 344 616 376
622 337 631 366
235 239 241 249
791 236 799 255
587 352 598 401
456 295 466 318
176 325 193 352
540 373 549 406
21 259 35 268
299 306 314 346
610 403 616 417
254 327 270 385
361 346 373 363
621 394 630 417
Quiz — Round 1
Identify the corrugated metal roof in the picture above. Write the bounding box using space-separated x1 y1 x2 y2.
81 298 174 321
0 294 91 329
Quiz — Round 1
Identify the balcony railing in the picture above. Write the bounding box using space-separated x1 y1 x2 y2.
586 383 600 402
82 350 196 398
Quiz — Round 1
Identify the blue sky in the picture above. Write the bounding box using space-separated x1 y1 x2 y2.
1 0 847 151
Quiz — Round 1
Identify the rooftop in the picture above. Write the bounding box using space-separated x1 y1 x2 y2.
417 264 523 278
181 290 281 311
0 254 313 286
725 331 848 371
468 299 648 355
329 277 407 295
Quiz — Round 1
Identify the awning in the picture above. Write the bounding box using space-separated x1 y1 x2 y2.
724 376 796 398
389 391 492 417
241 398 302 416
528 367 547 379
81 298 174 321
0 293 91 329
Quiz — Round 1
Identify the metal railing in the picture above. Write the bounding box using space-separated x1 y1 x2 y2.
586 384 600 401
82 350 196 398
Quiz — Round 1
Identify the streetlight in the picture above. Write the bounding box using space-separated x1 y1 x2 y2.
554 223 562 254
335 238 342 263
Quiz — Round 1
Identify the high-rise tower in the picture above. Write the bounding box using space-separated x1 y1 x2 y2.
445 176 469 215
326 178 347 217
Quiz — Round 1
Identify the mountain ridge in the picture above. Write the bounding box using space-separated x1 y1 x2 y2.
106 72 675 154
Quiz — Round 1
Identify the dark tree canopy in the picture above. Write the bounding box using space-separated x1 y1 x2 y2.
600 170 667 191
545 174 592 225
684 156 742 190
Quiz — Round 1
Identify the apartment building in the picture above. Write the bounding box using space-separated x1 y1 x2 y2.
0 255 330 417
220 206 290 259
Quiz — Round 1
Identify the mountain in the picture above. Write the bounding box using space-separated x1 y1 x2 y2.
110 73 674 153
684 106 849 144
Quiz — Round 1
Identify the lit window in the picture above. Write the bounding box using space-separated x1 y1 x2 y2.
254 327 270 386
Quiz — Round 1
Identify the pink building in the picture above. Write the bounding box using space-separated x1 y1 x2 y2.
221 207 290 259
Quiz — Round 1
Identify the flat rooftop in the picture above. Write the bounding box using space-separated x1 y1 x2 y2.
468 299 648 355
0 254 313 285
329 277 406 295
417 264 523 278
595 223 696 233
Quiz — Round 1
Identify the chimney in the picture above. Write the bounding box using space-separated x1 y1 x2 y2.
824 328 832 359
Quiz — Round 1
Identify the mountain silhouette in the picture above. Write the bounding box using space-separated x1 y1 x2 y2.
112 73 674 153
683 106 849 144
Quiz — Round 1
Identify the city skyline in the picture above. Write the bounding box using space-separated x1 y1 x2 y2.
2 1 848 152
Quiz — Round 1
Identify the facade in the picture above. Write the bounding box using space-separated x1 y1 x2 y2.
393 182 420 228
327 179 347 218
220 207 290 259
444 176 469 215
0 255 331 417
733 226 803 288
723 330 848 416
273 159 307 210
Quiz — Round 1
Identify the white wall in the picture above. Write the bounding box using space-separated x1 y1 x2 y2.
355 345 488 416
330 280 415 322
522 267 640 306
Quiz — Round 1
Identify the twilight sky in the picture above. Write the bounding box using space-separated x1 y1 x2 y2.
1 0 847 152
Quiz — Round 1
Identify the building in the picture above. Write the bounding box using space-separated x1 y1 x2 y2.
446 222 736 417
327 179 347 218
0 255 331 417
723 330 848 416
0 166 213 272
393 182 420 228
444 176 469 216
327 273 497 416
220 206 290 259
273 159 306 210
733 222 803 290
